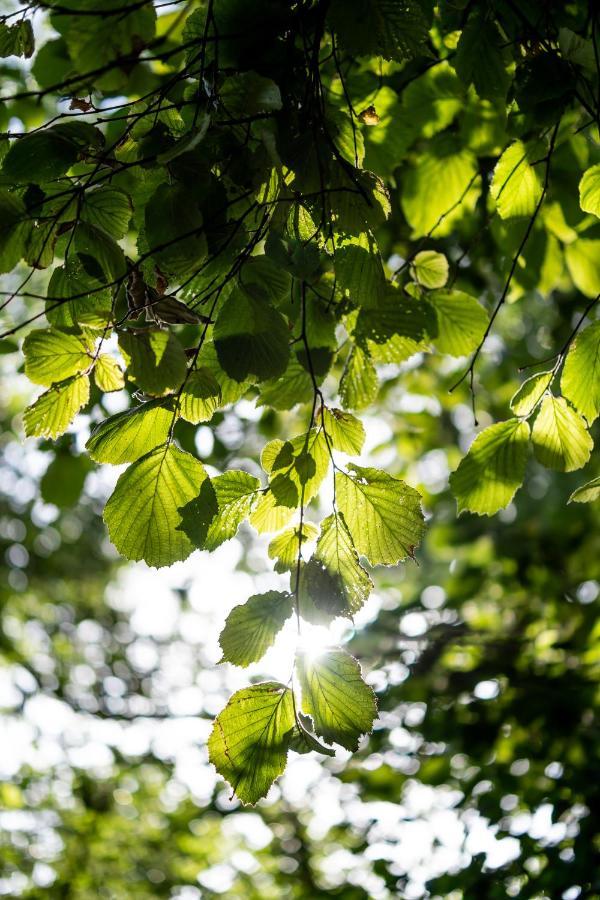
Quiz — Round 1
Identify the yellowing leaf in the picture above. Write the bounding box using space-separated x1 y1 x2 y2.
532 395 593 472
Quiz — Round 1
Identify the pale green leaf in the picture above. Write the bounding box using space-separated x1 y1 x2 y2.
401 138 478 238
208 682 294 805
219 591 294 667
335 232 385 307
490 141 543 219
336 464 425 565
268 522 319 573
579 164 600 217
23 374 90 440
428 289 488 356
23 328 91 386
532 395 593 472
565 239 600 298
340 346 378 410
410 250 449 289
179 368 221 423
297 648 377 752
510 371 553 416
197 341 253 406
568 475 600 504
94 354 125 392
204 470 260 550
86 400 174 464
322 407 365 455
450 418 530 515
560 321 600 424
103 445 208 567
249 490 295 534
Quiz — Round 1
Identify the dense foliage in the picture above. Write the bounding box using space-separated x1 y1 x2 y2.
0 0 599 893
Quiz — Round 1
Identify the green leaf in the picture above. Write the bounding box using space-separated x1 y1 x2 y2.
329 0 429 62
196 341 253 406
179 368 221 424
579 164 600 217
46 257 112 330
453 13 509 100
249 489 296 535
103 445 208 568
266 429 330 506
214 287 290 382
23 328 91 386
288 715 336 757
510 371 553 416
40 452 91 508
568 475 600 504
410 250 449 289
119 330 187 396
145 182 207 278
531 395 593 472
357 289 436 363
565 239 600 297
81 187 132 240
302 513 373 619
86 400 174 465
322 408 365 455
335 232 386 308
203 470 260 551
490 141 544 219
219 591 294 667
560 322 600 424
450 419 530 515
74 223 127 282
428 290 488 356
297 648 377 752
268 522 319 573
336 464 425 565
258 355 313 411
340 346 378 410
94 355 125 392
0 20 34 58
208 682 294 805
401 138 478 238
2 123 103 183
0 189 27 274
23 374 90 440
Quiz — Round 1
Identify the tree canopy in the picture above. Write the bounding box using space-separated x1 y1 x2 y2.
0 0 599 896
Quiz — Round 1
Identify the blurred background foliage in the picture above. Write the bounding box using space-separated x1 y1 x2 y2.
0 0 599 897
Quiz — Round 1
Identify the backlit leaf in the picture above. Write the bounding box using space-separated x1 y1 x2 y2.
219 591 294 667
450 419 530 515
531 395 593 472
208 682 294 805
